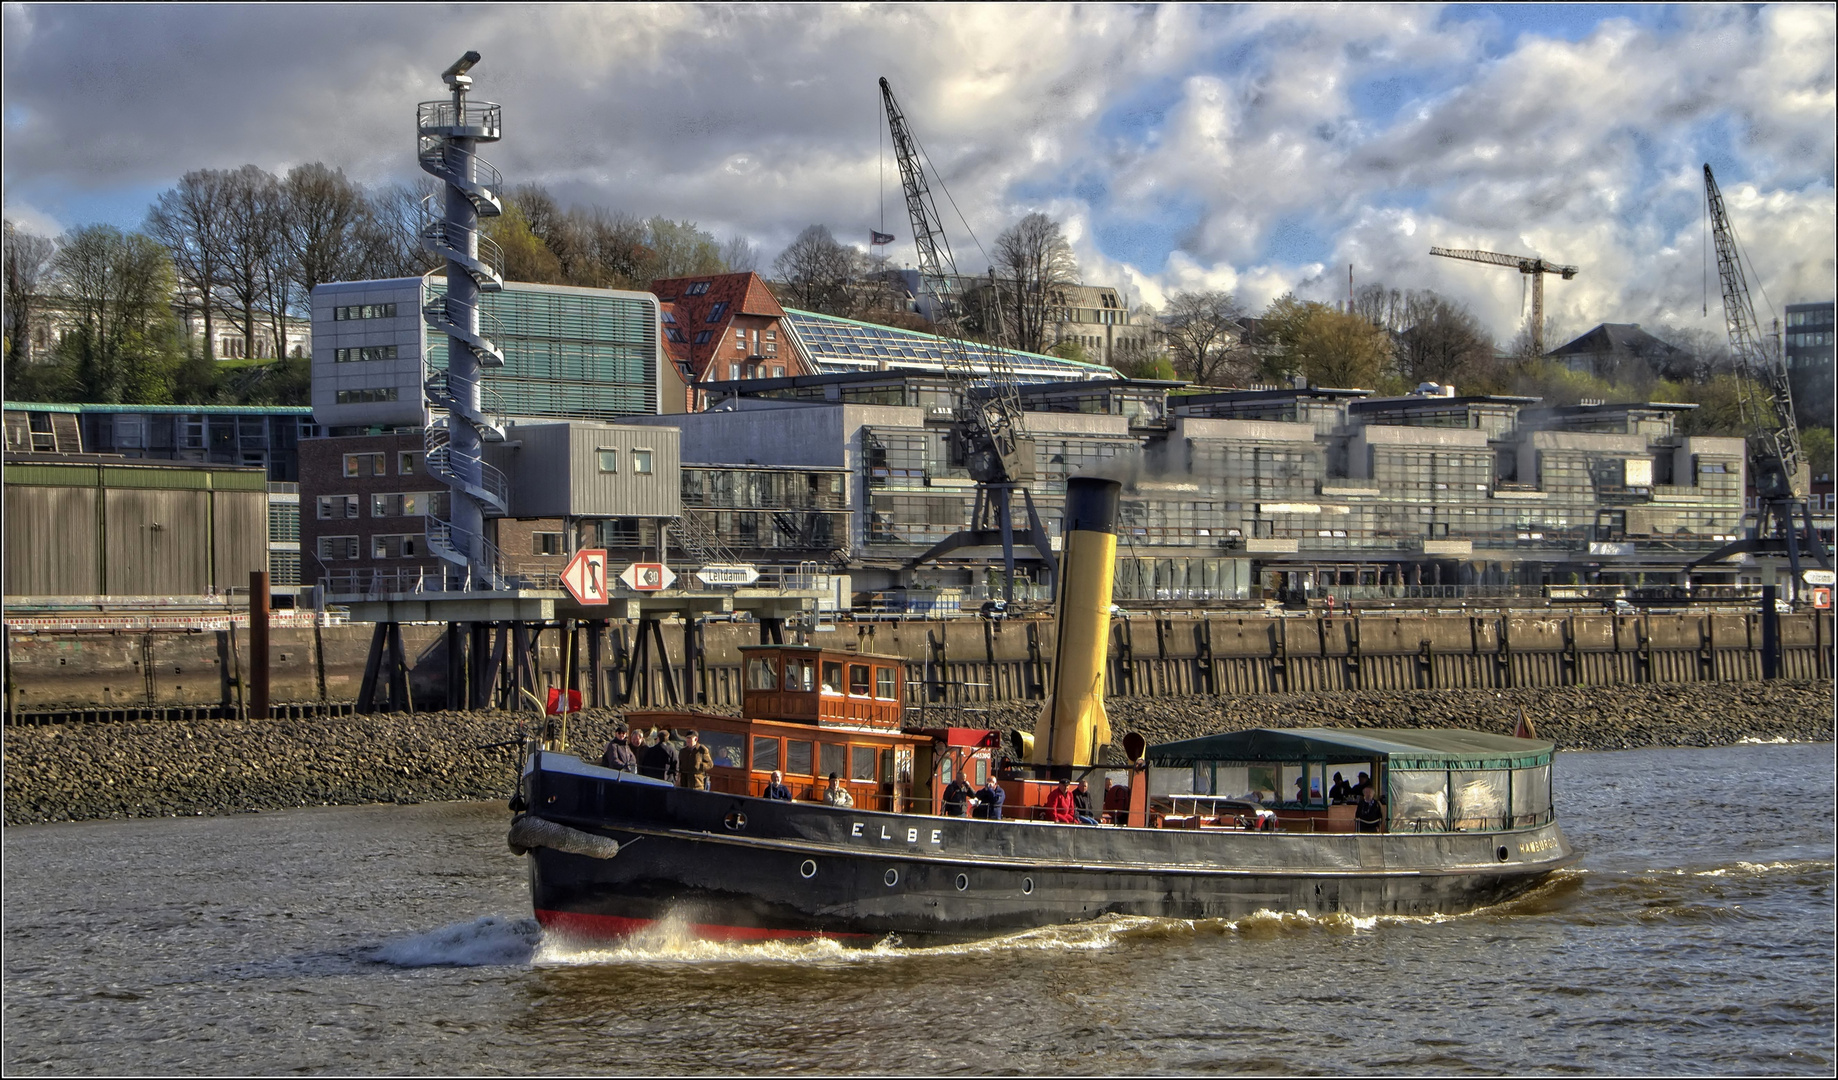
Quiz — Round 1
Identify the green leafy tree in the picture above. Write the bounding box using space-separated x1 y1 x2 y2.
1801 427 1835 482
488 200 563 284
1261 294 1391 388
50 225 185 404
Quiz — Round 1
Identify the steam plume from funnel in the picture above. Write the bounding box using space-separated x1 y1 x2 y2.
1033 476 1120 767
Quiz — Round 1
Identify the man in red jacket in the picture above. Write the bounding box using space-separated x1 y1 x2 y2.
1046 778 1078 823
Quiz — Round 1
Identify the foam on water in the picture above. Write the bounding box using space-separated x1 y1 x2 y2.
369 915 544 968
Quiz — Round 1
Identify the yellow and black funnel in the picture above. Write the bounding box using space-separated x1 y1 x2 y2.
1032 476 1120 767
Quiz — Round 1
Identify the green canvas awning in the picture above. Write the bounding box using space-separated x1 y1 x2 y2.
1146 727 1554 771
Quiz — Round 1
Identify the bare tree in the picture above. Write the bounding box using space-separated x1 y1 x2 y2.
358 179 441 280
4 220 57 369
569 207 651 288
208 165 287 360
147 169 231 359
991 212 1079 354
1397 291 1493 386
1162 290 1248 385
283 163 375 303
720 233 760 274
772 224 859 314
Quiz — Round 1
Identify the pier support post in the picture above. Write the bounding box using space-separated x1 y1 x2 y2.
249 570 271 720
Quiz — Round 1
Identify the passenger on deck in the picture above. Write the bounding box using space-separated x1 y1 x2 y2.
942 775 975 818
1352 771 1371 798
1072 780 1098 825
640 729 679 784
763 770 793 801
1293 776 1310 804
1047 778 1078 824
822 772 854 807
679 730 714 791
600 725 639 773
1328 773 1350 803
1103 780 1130 822
1356 785 1384 833
973 776 1005 820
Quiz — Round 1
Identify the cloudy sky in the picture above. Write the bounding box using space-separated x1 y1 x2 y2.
4 3 1833 345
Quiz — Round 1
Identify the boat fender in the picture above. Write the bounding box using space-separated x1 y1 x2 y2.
507 814 622 860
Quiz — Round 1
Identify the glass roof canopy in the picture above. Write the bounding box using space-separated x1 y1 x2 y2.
780 309 1114 384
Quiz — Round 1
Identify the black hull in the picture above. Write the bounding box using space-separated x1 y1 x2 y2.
521 753 1577 943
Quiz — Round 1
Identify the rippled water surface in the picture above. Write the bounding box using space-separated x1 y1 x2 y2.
4 744 1833 1075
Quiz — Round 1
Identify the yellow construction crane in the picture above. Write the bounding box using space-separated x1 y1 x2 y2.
1429 247 1578 355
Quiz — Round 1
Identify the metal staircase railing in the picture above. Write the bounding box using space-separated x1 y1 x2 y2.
425 420 510 517
424 369 508 443
421 289 505 367
670 511 737 567
424 511 515 592
420 212 506 291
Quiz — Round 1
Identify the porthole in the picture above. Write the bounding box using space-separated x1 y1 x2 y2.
1022 877 1034 895
884 868 899 887
1497 845 1511 862
955 873 969 892
724 811 748 831
800 859 817 879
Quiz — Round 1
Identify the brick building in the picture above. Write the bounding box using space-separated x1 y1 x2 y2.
652 271 811 410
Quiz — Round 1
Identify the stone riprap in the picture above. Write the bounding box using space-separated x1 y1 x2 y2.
3 682 1830 825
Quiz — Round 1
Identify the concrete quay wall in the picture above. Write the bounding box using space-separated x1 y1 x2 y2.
4 610 1833 717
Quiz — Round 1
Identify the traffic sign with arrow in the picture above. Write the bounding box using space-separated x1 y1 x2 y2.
561 548 609 605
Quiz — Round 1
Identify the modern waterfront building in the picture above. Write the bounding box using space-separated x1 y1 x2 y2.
308 277 675 431
1785 301 1834 429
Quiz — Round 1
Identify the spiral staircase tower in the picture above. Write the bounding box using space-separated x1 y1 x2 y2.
418 52 509 590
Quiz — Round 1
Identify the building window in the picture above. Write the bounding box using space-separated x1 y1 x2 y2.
632 449 654 475
343 453 386 478
666 328 686 344
335 388 399 404
317 535 360 560
728 364 741 379
764 343 776 355
318 495 360 519
686 282 711 296
371 534 424 559
597 448 618 473
661 311 677 325
531 532 563 556
772 365 786 378
334 345 399 363
694 330 712 345
706 301 729 322
371 493 433 517
398 451 422 475
764 330 775 341
333 304 397 321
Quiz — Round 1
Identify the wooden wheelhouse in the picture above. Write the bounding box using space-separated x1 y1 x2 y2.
628 645 927 812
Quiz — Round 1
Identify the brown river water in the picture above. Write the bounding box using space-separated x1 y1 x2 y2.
3 743 1833 1075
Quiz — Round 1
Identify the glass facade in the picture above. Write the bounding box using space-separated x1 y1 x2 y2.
425 281 660 421
780 309 1110 383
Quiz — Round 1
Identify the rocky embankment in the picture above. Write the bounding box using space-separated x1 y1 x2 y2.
3 681 1830 825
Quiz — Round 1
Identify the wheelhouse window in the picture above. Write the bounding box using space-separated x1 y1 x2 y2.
821 661 844 694
752 736 780 773
875 667 897 700
786 740 813 776
1452 771 1509 831
1511 765 1552 828
746 656 777 690
785 658 816 692
848 663 871 696
820 743 845 779
703 731 745 769
851 746 877 782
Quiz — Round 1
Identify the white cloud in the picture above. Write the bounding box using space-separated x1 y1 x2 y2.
1 2 1829 350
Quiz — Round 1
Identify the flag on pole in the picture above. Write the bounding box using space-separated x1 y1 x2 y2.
870 230 895 246
1513 705 1536 740
546 687 583 715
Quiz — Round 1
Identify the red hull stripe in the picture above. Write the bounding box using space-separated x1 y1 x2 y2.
536 908 877 943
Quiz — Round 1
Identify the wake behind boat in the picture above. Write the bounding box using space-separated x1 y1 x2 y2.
511 477 1576 943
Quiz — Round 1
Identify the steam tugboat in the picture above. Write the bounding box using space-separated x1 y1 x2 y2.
511 478 1577 943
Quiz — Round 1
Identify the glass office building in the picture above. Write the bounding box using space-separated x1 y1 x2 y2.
311 278 664 429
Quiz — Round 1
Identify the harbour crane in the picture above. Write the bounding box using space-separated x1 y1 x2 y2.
1687 164 1831 598
1429 246 1578 356
878 76 1054 603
